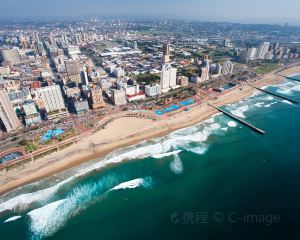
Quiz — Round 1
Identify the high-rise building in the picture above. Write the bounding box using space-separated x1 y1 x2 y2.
160 64 177 93
203 55 210 72
0 90 21 132
65 60 82 84
162 43 171 64
75 34 82 44
34 32 41 44
257 42 270 59
49 32 56 47
62 34 68 45
36 85 66 113
222 60 234 75
113 67 125 78
90 86 105 109
200 66 209 82
247 47 258 60
163 43 171 56
111 89 127 106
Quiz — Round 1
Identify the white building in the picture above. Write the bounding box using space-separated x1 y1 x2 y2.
113 67 125 78
36 85 66 113
0 90 21 132
200 66 210 81
125 84 140 95
160 64 178 93
247 47 258 60
222 61 234 75
145 84 161 97
111 89 127 106
257 42 270 59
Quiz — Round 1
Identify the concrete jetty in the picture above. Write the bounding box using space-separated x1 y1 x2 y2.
208 103 266 135
250 85 299 104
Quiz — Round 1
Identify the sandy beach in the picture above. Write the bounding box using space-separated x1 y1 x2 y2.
1 65 300 196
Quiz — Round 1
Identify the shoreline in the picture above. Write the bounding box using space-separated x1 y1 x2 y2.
1 65 300 196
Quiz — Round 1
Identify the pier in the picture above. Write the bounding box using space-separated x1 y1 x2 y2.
276 73 300 82
249 85 299 104
208 103 266 135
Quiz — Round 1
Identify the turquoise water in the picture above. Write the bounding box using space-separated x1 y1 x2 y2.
1 77 300 240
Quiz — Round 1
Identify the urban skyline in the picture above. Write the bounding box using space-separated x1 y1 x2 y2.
1 0 300 24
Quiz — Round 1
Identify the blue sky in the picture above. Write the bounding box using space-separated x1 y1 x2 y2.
1 0 299 24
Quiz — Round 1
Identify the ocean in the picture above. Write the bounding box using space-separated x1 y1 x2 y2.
1 76 300 240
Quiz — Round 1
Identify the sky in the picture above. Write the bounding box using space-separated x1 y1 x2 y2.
1 0 300 24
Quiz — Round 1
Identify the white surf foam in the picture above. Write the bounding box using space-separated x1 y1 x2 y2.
3 215 22 223
290 84 300 92
230 105 249 118
221 127 228 132
170 153 183 175
254 102 264 108
109 178 148 191
152 150 182 159
187 145 208 155
281 100 293 105
264 102 278 108
276 88 293 95
227 121 238 128
0 177 73 214
27 175 152 239
28 199 66 239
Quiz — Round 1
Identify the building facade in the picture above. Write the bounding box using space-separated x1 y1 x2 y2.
0 90 21 132
36 85 66 113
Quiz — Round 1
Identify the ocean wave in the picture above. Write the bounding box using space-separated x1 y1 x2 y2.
1 114 223 219
27 176 152 239
281 100 293 105
28 199 66 239
152 150 182 159
0 177 73 214
109 177 152 191
170 153 183 175
3 215 22 223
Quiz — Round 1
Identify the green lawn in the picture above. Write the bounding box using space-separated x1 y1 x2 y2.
255 64 279 74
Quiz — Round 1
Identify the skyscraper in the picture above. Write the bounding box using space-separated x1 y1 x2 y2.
34 32 41 44
200 67 209 82
160 64 177 93
65 60 82 84
0 90 21 132
90 86 105 109
49 32 56 47
62 34 68 45
257 42 270 59
162 43 171 64
247 47 258 60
